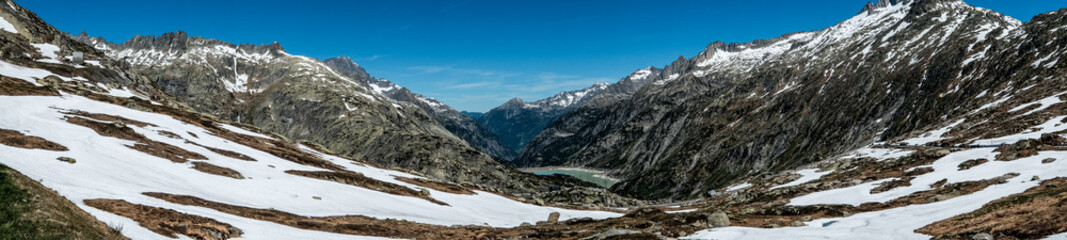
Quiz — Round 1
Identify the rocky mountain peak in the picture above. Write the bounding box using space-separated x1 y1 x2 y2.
324 56 371 82
861 2 876 14
503 97 525 107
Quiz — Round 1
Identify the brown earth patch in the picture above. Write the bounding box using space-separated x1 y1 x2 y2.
144 192 720 239
870 178 913 194
64 116 206 163
143 192 491 239
83 198 243 240
917 177 1067 240
994 139 1067 161
904 167 935 176
958 159 989 170
158 130 183 139
0 128 68 151
60 110 156 128
187 141 256 162
395 176 477 195
191 162 244 179
207 129 346 171
0 76 60 96
286 170 448 206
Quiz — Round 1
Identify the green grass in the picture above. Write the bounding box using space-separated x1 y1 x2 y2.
0 165 64 240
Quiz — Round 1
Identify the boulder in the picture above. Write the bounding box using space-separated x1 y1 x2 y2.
547 212 560 223
56 157 76 164
707 210 731 227
972 233 994 240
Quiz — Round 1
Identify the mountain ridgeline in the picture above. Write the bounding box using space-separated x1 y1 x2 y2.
321 57 518 161
478 81 615 153
62 0 1067 203
513 0 1067 200
70 32 578 195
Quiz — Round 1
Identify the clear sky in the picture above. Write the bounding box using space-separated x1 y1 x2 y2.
18 0 1066 112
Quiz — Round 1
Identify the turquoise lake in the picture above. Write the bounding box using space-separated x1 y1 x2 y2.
524 168 617 188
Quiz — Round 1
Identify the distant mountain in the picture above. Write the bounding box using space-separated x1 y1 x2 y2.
478 82 613 153
518 66 666 166
461 111 483 120
322 57 517 161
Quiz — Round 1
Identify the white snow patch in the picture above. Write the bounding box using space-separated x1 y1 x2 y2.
0 14 16 33
0 59 56 86
107 87 138 98
1008 92 1066 116
219 123 274 140
726 183 752 192
769 169 832 190
900 118 966 145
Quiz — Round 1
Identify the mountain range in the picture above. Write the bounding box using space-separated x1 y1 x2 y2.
3 0 1067 239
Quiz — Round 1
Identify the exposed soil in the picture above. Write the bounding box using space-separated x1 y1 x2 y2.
917 177 1067 240
870 178 914 194
0 76 60 96
187 141 257 162
0 128 68 151
144 192 717 240
994 139 1067 161
158 130 183 139
64 116 206 163
206 128 347 171
958 158 989 170
285 170 449 205
83 198 242 240
60 110 156 128
191 162 244 179
395 176 477 195
144 192 491 239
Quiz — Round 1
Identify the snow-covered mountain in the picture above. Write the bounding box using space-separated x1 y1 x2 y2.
519 0 1067 201
68 29 571 196
477 81 613 153
322 57 517 161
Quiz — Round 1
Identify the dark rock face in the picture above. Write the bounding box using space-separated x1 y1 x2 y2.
479 81 616 153
322 57 517 161
519 0 1067 200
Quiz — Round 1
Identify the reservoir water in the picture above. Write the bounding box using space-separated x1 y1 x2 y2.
522 167 618 188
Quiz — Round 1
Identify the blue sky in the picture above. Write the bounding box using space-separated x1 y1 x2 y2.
19 0 1065 112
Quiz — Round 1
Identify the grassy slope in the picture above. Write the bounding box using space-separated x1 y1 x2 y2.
0 164 128 240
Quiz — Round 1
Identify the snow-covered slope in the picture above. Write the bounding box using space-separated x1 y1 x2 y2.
0 92 620 239
684 110 1067 239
